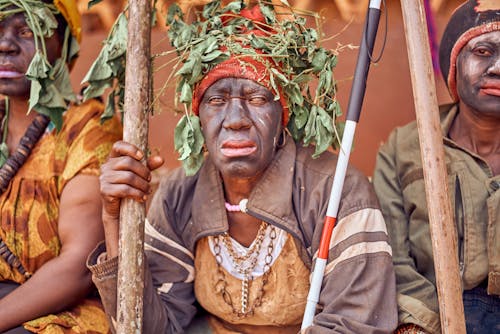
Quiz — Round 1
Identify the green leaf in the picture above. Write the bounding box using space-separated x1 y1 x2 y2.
311 49 327 72
293 104 308 129
259 4 276 24
270 68 289 85
179 82 192 104
312 106 334 158
68 36 80 61
51 59 76 101
223 1 245 13
285 82 304 106
82 53 113 82
25 50 51 81
82 79 111 101
188 54 203 84
201 50 224 63
167 3 183 25
174 115 205 175
38 83 67 108
303 104 318 145
28 80 42 111
28 7 58 37
176 57 195 76
203 0 222 19
0 142 9 168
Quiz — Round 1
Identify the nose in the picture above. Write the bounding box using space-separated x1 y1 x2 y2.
486 55 500 76
222 97 252 130
0 32 19 55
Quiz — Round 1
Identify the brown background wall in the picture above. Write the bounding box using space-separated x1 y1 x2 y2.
70 0 463 177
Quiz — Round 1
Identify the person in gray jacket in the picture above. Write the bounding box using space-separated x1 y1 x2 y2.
373 1 499 333
89 1 397 333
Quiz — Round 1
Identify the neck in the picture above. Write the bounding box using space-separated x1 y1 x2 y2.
221 173 262 205
449 102 500 175
221 173 263 247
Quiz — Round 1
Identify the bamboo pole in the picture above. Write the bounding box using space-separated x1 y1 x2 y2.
399 1 466 333
116 0 151 333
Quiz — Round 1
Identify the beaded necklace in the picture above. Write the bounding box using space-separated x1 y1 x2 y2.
213 222 277 317
0 98 49 278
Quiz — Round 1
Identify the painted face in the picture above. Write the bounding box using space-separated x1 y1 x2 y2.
456 30 500 116
0 12 62 98
199 77 283 179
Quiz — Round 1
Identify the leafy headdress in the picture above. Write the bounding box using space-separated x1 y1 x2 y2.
83 0 342 176
169 0 342 175
0 0 81 130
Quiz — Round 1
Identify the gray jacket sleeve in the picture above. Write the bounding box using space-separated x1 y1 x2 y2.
302 166 398 333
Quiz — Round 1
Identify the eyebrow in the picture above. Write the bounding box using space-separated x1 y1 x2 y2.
205 83 267 96
243 86 267 95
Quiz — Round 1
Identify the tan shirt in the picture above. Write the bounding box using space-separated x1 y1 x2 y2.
195 234 310 333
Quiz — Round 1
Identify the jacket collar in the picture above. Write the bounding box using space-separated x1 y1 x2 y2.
190 140 303 244
440 103 459 136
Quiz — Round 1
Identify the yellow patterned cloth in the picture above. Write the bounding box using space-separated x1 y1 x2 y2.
53 0 81 42
0 100 121 333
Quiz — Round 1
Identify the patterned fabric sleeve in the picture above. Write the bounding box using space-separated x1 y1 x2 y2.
57 100 122 193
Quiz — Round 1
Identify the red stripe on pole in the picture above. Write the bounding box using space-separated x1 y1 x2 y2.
318 216 336 259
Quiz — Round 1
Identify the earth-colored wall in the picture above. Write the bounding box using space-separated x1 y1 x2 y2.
70 0 462 177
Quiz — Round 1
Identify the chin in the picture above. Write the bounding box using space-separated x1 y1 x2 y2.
221 163 257 179
0 84 31 98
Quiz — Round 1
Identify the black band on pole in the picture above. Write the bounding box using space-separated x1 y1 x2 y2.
346 8 382 122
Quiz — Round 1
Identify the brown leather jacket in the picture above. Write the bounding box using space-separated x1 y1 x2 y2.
89 140 397 333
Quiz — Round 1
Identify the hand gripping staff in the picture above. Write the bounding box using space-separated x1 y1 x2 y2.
301 0 383 329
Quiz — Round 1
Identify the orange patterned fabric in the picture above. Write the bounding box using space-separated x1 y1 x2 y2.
0 99 121 333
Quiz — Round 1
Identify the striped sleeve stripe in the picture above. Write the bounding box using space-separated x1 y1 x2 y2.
324 241 392 275
329 208 388 249
145 219 194 259
157 282 173 295
311 208 392 276
144 243 195 283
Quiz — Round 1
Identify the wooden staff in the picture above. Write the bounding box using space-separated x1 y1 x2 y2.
400 1 466 333
117 0 152 333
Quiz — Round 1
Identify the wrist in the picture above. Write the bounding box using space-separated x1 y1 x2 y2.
102 213 119 258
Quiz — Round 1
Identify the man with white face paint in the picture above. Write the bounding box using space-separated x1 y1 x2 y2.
373 1 500 333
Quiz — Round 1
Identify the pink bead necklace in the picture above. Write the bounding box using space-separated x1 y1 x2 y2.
224 198 248 213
